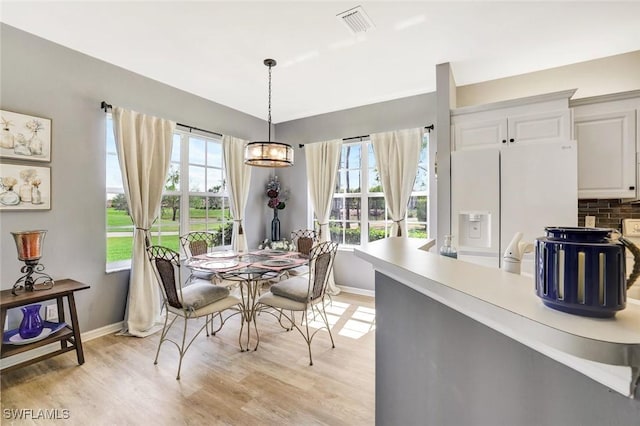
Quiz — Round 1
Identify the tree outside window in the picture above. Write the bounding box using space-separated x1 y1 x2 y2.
106 118 230 269
326 133 429 247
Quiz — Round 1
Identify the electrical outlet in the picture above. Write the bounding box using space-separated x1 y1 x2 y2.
45 305 58 322
585 216 596 228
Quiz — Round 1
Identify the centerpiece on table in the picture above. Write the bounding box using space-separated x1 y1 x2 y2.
258 238 294 251
266 175 288 241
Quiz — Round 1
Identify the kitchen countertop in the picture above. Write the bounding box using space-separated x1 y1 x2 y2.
355 237 640 397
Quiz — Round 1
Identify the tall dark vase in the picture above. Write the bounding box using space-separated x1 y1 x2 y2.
271 209 281 241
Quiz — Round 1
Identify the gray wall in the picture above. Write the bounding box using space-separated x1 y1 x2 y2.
376 272 640 425
435 63 456 251
0 24 272 331
275 93 437 290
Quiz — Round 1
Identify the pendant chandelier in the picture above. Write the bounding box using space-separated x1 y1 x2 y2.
244 59 294 167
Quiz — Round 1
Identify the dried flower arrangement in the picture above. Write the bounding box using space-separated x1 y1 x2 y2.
266 175 288 210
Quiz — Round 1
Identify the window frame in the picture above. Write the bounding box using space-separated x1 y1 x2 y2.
179 131 231 247
105 113 132 272
106 116 230 271
323 133 430 250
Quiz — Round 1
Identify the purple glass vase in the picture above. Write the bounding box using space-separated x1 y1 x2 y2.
19 304 44 339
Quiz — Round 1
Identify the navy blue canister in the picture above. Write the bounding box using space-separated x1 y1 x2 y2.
535 227 635 318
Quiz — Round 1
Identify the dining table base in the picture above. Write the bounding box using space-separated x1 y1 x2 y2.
237 276 263 352
184 250 306 352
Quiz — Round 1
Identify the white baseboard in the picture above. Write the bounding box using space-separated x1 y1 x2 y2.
0 321 123 371
337 285 375 297
82 321 124 342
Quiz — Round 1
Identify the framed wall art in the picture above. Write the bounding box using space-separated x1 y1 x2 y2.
0 163 51 211
0 110 52 162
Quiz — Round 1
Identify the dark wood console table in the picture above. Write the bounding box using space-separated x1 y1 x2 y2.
0 279 90 373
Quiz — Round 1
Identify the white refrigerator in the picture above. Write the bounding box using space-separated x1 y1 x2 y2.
451 140 578 275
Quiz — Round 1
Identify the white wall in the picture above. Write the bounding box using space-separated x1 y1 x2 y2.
457 50 640 107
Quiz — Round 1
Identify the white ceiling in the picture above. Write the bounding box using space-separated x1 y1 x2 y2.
2 1 639 123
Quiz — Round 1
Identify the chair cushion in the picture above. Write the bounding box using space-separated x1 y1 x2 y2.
287 265 309 276
180 282 230 310
269 276 309 303
258 292 306 311
170 294 240 318
191 270 216 280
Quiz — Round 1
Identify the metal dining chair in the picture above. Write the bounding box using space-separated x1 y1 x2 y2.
147 245 241 379
287 229 318 277
180 230 243 335
180 230 240 284
180 231 217 282
257 241 338 365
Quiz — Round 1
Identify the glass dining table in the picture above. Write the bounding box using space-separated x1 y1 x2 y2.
184 249 308 352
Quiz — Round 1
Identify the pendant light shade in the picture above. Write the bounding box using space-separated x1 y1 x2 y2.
244 141 294 167
244 59 294 168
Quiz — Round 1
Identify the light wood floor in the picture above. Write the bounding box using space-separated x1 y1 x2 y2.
1 292 375 425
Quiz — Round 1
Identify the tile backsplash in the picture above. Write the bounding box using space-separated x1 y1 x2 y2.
578 199 640 230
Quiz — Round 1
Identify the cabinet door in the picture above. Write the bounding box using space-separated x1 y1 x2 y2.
507 110 570 145
452 118 507 151
574 110 636 199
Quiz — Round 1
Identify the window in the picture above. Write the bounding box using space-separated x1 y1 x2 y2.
330 142 363 245
106 116 230 269
151 134 182 253
328 133 429 248
106 116 133 269
184 134 231 245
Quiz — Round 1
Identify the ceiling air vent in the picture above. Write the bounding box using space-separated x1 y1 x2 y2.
336 6 375 35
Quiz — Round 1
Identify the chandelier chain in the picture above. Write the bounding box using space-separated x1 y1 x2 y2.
267 63 272 141
243 58 292 168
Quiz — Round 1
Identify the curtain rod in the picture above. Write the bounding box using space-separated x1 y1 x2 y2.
100 101 223 138
298 124 434 148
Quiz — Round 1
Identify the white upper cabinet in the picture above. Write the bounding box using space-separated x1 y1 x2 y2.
453 118 507 150
571 93 639 199
507 110 570 146
451 90 574 151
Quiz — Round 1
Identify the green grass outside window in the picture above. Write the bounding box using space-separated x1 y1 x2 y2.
107 207 230 263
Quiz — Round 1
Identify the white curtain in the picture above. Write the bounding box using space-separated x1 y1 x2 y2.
371 128 422 238
305 139 342 295
113 107 175 337
223 135 252 252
